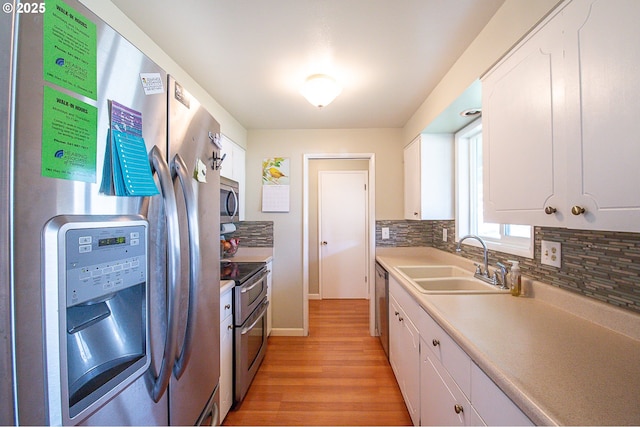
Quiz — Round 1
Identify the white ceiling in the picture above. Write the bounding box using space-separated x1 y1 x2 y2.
111 0 504 130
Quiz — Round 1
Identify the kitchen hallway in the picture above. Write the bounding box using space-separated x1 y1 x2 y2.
223 299 412 426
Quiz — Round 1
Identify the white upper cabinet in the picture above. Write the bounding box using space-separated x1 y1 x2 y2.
220 134 246 220
482 0 640 232
404 134 454 220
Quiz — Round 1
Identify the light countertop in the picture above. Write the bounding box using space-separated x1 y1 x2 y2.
376 247 640 426
222 247 273 263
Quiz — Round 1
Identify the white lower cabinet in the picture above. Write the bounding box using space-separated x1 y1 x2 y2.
470 363 533 426
266 260 272 336
219 287 234 422
420 340 484 426
389 294 420 426
388 276 533 426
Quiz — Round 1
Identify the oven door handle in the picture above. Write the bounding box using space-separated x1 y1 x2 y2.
171 153 200 380
240 270 269 294
240 300 269 335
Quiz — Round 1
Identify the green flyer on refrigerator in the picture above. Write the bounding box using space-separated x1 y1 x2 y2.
43 0 97 99
42 86 97 182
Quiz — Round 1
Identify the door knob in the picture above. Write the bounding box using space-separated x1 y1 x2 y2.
321 241 328 245
571 206 586 216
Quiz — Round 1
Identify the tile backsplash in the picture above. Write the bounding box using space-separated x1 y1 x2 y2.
376 220 640 315
226 221 274 247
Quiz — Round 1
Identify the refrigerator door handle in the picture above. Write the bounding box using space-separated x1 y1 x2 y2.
146 145 182 402
171 153 201 380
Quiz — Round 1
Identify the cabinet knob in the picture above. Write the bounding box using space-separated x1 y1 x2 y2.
571 205 586 216
413 212 419 216
394 311 399 317
544 206 557 215
432 339 440 347
227 324 233 330
224 304 231 310
454 404 464 414
321 241 328 245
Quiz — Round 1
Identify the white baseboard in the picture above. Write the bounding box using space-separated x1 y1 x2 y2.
269 328 305 337
308 293 321 300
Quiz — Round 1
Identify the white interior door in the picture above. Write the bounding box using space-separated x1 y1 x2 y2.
319 171 368 299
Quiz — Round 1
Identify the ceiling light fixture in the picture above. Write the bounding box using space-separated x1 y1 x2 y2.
460 108 482 117
300 74 342 108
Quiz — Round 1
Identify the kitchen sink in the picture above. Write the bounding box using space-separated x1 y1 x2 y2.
395 265 470 279
394 265 509 294
412 277 509 294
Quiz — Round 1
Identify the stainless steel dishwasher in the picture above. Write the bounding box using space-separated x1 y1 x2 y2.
375 262 389 359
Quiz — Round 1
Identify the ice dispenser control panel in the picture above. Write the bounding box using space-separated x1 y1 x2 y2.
65 223 147 307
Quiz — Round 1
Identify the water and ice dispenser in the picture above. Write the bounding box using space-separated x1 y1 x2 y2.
43 216 150 425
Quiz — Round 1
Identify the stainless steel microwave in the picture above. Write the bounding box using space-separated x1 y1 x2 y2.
220 177 239 223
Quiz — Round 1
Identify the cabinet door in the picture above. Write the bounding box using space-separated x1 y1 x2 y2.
564 0 640 232
220 135 234 180
420 339 471 427
219 315 234 422
266 261 272 336
481 13 566 226
404 137 422 220
389 295 420 426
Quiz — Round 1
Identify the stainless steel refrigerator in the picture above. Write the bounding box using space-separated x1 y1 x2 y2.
1 0 220 425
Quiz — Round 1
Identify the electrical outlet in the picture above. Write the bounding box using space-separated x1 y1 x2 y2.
541 240 561 268
442 228 448 242
381 227 390 240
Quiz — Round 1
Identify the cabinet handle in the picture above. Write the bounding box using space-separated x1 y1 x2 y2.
432 339 440 347
544 206 557 215
571 205 586 215
454 404 464 414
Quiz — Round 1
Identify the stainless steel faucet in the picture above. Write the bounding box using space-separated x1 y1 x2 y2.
456 234 495 285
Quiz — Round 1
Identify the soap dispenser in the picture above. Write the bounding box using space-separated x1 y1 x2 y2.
508 260 521 296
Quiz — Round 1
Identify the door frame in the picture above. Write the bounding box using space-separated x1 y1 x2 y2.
302 153 376 336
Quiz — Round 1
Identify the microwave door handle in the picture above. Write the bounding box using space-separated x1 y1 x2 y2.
146 145 182 402
228 188 238 219
171 153 200 380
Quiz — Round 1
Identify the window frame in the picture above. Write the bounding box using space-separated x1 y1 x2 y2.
455 119 534 259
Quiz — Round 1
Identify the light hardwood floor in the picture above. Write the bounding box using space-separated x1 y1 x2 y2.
223 299 412 426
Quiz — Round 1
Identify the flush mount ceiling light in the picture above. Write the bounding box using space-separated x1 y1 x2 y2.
300 74 342 108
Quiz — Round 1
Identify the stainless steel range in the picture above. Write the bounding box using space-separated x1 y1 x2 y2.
220 261 269 406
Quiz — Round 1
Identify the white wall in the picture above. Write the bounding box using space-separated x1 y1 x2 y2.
246 129 403 330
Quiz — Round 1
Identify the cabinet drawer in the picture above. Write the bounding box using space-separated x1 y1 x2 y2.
418 309 471 398
471 363 533 426
220 288 233 321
